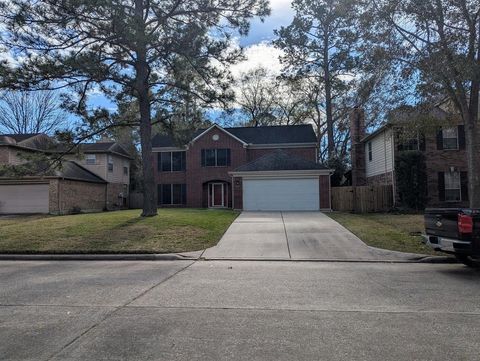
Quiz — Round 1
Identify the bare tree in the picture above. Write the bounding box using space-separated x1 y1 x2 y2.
236 68 278 126
0 90 65 134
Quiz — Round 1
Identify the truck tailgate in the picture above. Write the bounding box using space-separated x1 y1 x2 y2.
424 208 461 239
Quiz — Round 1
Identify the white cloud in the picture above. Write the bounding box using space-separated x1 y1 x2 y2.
230 42 284 79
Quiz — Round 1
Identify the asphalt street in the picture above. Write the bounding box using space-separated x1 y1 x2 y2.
0 260 479 360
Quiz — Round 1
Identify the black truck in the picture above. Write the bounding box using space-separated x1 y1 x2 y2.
423 208 480 267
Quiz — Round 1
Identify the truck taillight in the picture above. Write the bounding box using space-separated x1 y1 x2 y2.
458 213 473 234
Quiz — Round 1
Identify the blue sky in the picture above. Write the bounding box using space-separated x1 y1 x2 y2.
241 0 294 46
87 0 294 115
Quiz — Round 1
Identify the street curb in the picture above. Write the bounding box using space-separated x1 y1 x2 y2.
415 256 458 263
199 257 457 263
0 253 199 261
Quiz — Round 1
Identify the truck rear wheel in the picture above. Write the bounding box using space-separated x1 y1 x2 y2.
456 255 480 268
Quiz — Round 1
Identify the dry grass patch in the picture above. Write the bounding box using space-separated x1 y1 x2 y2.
0 209 238 254
327 212 441 255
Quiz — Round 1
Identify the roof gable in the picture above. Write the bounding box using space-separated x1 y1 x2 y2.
189 124 248 146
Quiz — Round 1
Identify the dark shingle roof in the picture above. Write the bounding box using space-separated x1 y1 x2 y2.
0 133 40 142
152 124 318 147
80 142 132 158
54 161 107 183
151 134 177 147
234 149 328 172
226 125 317 144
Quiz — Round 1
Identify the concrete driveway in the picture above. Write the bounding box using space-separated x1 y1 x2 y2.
203 211 415 261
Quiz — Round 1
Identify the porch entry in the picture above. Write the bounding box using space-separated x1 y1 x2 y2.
208 182 228 208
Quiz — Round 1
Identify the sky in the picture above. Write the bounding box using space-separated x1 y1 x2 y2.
0 0 296 126
89 0 295 111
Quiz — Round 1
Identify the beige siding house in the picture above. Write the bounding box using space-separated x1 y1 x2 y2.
0 134 132 214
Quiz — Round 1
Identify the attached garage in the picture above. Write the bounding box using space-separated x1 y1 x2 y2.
230 150 333 211
243 178 319 211
0 161 108 215
0 183 49 214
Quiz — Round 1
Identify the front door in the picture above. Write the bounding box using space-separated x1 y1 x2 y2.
210 183 224 208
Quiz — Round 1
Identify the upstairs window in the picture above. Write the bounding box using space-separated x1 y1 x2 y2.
442 127 458 150
367 142 372 162
158 152 186 172
201 149 231 167
444 171 461 202
400 138 419 151
85 154 96 165
123 164 128 176
108 155 114 172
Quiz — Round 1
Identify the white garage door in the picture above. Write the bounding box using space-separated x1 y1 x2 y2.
0 184 49 214
243 178 319 211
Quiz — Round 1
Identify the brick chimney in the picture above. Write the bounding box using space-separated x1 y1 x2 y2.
350 107 366 187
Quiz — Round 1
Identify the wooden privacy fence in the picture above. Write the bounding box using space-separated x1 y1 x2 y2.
331 185 394 213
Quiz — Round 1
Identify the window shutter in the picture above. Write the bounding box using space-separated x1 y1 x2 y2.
419 134 426 151
226 149 231 166
458 125 466 150
436 128 443 150
158 153 162 172
182 152 186 170
460 171 468 201
201 149 205 167
438 172 445 201
157 184 162 205
181 184 187 205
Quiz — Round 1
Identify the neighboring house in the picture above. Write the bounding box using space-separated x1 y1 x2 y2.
152 124 332 211
350 107 469 208
0 133 132 214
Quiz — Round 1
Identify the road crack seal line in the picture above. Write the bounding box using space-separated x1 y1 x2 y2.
281 212 292 259
44 260 196 361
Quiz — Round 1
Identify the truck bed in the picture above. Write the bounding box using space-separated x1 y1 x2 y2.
424 208 480 256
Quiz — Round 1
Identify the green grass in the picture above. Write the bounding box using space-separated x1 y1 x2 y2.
0 209 239 254
327 212 441 255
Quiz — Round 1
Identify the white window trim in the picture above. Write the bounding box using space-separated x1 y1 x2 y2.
442 127 459 150
160 151 186 172
85 154 96 165
444 171 462 202
161 184 186 205
204 149 229 167
108 155 114 172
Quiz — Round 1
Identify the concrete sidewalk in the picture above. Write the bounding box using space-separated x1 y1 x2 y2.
203 211 421 261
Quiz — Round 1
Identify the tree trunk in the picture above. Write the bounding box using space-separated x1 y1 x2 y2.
323 34 334 159
324 77 334 159
466 112 480 209
135 0 157 217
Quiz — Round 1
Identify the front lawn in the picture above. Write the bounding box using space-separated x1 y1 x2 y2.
327 212 440 255
0 209 239 254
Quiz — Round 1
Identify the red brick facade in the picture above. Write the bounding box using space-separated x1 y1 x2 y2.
423 130 468 207
154 126 329 210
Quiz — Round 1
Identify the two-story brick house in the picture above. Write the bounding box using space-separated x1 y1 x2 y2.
152 124 333 211
0 133 132 214
350 107 469 208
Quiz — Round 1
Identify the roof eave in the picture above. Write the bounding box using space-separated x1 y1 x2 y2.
361 124 392 143
247 142 318 149
229 169 333 177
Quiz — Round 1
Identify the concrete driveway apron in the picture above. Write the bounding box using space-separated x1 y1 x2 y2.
203 211 381 260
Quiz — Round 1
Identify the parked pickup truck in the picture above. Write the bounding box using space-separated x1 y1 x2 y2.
423 208 480 267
